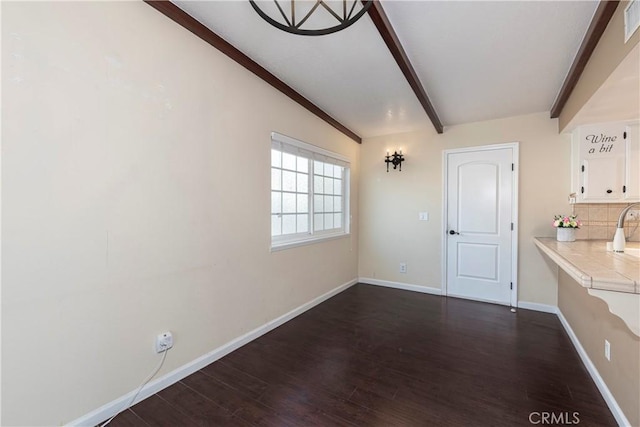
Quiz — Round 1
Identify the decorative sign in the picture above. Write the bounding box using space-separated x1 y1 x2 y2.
578 123 625 158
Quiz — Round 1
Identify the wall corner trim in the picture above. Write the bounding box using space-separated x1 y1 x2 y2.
358 277 442 295
67 278 358 426
557 309 631 427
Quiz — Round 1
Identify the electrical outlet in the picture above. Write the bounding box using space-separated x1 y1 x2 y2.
626 210 640 221
399 263 407 274
156 331 173 353
604 339 611 361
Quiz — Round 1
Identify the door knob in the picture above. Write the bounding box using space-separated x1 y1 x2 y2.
449 230 459 235
606 189 613 194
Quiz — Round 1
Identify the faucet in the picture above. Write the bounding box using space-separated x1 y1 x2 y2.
612 202 640 252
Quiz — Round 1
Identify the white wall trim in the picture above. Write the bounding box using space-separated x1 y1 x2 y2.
67 278 358 427
517 301 558 314
70 280 630 427
557 309 631 427
359 277 442 295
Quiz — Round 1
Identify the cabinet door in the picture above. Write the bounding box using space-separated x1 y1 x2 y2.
582 157 625 200
577 123 626 202
625 124 640 200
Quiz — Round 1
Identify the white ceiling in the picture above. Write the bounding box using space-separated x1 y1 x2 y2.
174 0 599 139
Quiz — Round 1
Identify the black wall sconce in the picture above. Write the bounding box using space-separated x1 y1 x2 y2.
385 150 405 172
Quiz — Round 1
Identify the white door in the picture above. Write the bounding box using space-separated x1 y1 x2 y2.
445 145 517 306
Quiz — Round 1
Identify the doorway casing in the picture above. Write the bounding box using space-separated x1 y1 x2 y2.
442 142 520 307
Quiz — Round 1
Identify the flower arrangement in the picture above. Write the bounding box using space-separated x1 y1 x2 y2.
553 214 581 229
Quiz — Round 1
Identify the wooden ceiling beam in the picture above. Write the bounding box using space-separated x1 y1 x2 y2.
366 0 444 134
550 1 620 119
144 1 362 144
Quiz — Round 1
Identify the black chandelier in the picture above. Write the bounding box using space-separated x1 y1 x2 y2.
385 150 405 172
249 0 374 36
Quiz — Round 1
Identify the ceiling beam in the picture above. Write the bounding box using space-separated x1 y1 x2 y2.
144 1 362 144
366 0 444 134
550 1 619 119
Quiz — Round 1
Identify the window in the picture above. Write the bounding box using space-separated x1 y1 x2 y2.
271 132 350 250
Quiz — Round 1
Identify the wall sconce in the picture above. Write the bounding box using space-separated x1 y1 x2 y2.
385 150 405 172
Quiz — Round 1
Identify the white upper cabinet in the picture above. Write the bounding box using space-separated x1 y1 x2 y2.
572 121 640 203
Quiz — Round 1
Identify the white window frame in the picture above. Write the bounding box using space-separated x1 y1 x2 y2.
270 132 350 251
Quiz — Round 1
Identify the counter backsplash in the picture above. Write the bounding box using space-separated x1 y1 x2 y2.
572 203 640 241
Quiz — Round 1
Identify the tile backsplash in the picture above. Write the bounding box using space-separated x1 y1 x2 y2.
571 203 640 241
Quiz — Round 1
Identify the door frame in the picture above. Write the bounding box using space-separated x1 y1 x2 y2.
442 142 520 307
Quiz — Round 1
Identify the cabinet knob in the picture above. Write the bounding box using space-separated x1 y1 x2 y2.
606 189 613 194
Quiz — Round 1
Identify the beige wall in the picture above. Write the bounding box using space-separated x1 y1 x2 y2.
558 270 640 426
559 1 640 131
1 2 359 425
359 112 571 305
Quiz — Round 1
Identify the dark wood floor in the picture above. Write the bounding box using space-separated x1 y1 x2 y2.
109 284 616 426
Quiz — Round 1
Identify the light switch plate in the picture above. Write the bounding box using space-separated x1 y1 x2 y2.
419 212 429 221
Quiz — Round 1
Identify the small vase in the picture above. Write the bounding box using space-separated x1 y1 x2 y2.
556 227 576 242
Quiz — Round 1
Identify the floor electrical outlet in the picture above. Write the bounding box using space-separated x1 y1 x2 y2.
156 331 173 353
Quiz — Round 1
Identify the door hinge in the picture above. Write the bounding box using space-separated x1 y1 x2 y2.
511 222 514 231
623 185 627 193
510 282 513 290
581 186 584 194
624 131 627 139
511 163 514 171
581 165 585 172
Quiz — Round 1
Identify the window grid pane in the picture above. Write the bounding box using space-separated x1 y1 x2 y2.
272 143 348 243
282 153 296 171
312 161 344 232
282 192 296 213
297 157 309 173
271 149 281 168
271 215 282 236
271 191 281 214
297 194 308 212
271 168 281 191
297 214 308 233
282 214 296 235
297 173 308 193
282 170 296 192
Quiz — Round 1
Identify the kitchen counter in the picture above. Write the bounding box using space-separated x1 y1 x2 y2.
533 238 640 294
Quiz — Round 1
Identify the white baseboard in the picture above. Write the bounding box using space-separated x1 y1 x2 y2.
70 279 630 427
557 309 630 427
517 301 558 314
68 278 358 427
358 277 442 295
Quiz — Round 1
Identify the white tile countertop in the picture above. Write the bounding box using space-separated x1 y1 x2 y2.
533 238 640 294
